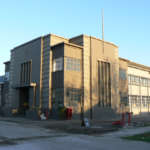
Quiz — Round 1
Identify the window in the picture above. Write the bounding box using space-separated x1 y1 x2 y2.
128 75 131 84
98 61 111 107
66 57 81 72
148 79 150 87
129 75 140 85
66 88 81 102
132 96 137 107
119 69 126 80
134 76 140 85
129 95 150 108
120 95 128 106
141 78 148 87
142 96 148 108
20 61 31 84
53 57 63 72
129 95 140 107
137 96 141 107
52 88 64 106
128 74 150 86
148 97 150 105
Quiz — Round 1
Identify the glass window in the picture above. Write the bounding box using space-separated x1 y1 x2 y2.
119 69 126 80
66 88 81 102
129 95 141 107
148 79 150 87
53 57 63 72
142 96 148 108
141 78 148 87
128 75 131 84
52 88 64 106
20 61 32 84
66 57 81 72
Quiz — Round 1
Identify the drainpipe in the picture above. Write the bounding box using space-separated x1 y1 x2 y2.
81 37 84 121
139 77 142 114
90 36 93 120
39 37 44 111
147 82 149 113
130 84 132 113
31 83 36 109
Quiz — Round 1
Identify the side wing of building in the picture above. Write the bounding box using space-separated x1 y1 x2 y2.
120 58 150 116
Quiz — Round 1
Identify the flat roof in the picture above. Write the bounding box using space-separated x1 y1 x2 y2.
11 33 118 52
51 42 83 49
3 61 10 64
70 34 118 48
12 36 41 51
119 57 150 71
11 33 69 52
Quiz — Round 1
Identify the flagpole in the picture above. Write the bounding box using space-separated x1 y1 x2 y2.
102 9 104 54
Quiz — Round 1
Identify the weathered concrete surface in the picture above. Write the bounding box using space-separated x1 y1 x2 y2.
0 118 149 150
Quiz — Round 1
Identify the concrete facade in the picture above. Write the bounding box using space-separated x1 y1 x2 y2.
1 33 150 119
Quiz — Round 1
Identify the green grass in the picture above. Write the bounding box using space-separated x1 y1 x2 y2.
122 132 150 143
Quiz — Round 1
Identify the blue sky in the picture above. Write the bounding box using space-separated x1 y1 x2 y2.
0 0 150 75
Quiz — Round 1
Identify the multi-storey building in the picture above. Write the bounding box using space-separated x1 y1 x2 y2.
0 33 150 119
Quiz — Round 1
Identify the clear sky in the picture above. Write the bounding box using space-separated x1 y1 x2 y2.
0 0 150 75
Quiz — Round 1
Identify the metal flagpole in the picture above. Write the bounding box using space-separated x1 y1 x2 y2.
102 9 104 54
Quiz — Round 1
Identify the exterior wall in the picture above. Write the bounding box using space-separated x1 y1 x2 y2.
69 35 83 46
8 34 68 115
63 44 82 119
8 38 42 112
90 37 120 119
128 66 150 115
82 36 91 118
41 36 50 109
70 35 120 120
48 35 68 110
119 59 129 113
50 44 65 118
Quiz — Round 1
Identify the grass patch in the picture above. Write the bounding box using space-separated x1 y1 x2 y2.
122 132 150 143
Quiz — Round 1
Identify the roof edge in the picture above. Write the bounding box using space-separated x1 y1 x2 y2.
12 36 42 52
3 61 10 64
70 34 118 48
120 57 150 71
51 42 83 49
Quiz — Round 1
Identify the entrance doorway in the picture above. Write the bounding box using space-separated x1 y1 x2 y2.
19 87 29 115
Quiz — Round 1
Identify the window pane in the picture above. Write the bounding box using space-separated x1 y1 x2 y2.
66 57 81 72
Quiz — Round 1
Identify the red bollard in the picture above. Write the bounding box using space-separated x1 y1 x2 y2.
121 113 125 126
66 108 72 120
69 108 72 120
128 112 131 125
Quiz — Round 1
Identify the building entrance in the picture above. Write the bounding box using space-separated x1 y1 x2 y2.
19 87 29 115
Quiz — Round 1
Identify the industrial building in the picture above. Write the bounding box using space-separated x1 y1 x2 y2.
0 33 150 120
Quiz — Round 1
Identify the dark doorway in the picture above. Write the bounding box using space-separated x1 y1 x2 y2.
19 87 29 115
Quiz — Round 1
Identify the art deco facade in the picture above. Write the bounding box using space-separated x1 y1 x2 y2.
0 33 150 119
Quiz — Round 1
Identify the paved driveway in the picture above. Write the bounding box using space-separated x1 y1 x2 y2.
0 120 149 150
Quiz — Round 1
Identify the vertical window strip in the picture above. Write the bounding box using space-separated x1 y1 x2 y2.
98 61 111 107
20 61 32 84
